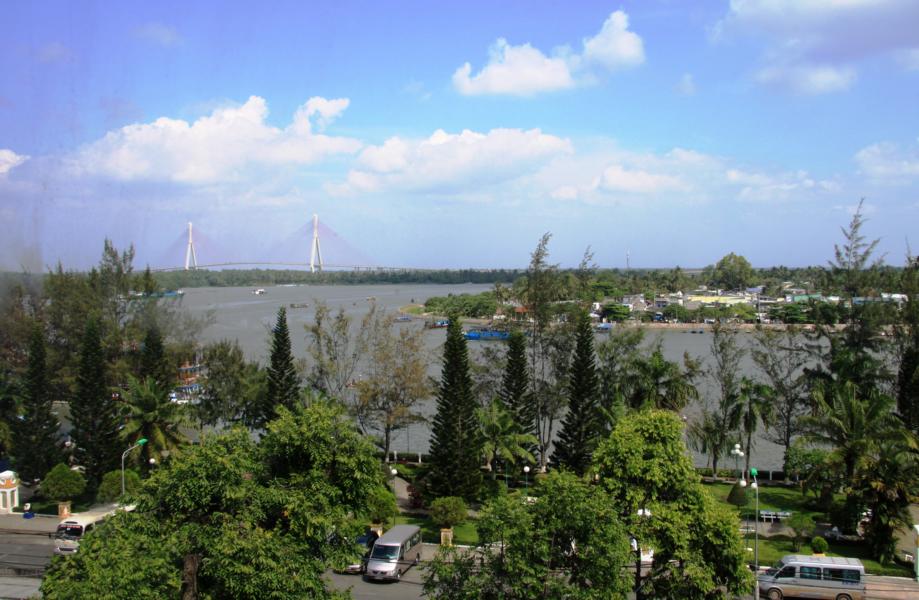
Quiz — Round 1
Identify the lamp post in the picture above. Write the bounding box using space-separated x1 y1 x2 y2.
750 467 760 599
633 507 652 600
523 465 530 496
730 443 744 481
121 438 147 496
390 467 398 530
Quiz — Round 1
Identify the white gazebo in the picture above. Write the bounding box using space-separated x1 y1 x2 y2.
0 470 18 514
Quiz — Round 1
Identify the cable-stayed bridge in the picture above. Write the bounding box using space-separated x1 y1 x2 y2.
151 215 416 272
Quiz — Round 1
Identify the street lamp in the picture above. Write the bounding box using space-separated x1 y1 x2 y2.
523 465 530 496
121 438 147 497
730 443 744 481
750 467 760 599
390 468 398 530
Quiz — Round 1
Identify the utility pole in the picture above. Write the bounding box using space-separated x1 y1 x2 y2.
309 213 323 273
184 222 198 271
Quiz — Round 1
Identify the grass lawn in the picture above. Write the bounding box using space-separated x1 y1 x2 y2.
394 514 479 546
15 497 93 515
703 481 834 522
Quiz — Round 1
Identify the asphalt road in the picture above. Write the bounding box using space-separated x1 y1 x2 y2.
0 534 53 575
325 568 426 600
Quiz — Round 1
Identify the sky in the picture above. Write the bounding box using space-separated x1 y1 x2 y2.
2 1 919 272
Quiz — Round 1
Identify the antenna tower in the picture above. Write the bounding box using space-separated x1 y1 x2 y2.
184 222 198 271
309 213 323 273
626 249 631 270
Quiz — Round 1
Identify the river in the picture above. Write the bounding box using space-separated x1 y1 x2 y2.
176 284 789 472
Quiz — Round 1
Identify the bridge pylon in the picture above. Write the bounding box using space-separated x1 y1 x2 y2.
309 213 323 273
185 222 198 270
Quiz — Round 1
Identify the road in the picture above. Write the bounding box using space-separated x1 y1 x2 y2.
326 569 425 600
0 534 53 576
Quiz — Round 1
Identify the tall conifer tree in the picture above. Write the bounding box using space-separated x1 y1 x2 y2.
70 319 120 488
428 315 482 501
265 307 300 424
499 329 534 444
552 310 600 475
13 325 61 480
139 325 172 390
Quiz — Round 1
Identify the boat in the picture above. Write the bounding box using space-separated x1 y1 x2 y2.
395 314 412 322
252 288 266 295
289 303 309 309
464 329 510 341
426 319 450 329
595 323 613 332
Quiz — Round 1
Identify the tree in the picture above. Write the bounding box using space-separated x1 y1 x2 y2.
752 325 809 474
427 315 482 501
305 300 370 403
497 329 532 443
895 255 919 433
828 199 881 298
44 401 387 599
423 472 632 599
429 496 468 529
196 340 265 427
97 469 141 503
703 323 744 479
139 325 172 390
593 410 753 599
596 326 645 432
121 376 187 471
262 307 300 427
787 513 815 552
477 397 536 475
552 310 601 475
70 319 121 488
732 377 774 477
626 344 699 411
41 463 86 502
13 325 61 481
355 310 430 460
711 252 755 291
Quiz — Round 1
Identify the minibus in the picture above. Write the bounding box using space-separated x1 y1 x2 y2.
758 554 865 600
52 514 107 555
364 525 422 581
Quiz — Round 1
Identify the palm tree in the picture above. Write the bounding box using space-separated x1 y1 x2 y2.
627 347 699 411
122 376 188 470
477 397 537 478
731 377 774 477
687 411 723 475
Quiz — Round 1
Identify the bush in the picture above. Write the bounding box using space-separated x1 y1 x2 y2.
788 512 816 552
41 463 86 502
429 496 467 529
727 482 749 506
366 485 398 523
811 536 828 554
97 470 141 503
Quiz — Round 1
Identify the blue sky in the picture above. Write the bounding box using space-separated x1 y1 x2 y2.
2 1 919 272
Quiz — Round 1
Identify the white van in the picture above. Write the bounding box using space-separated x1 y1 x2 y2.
52 514 107 555
364 525 422 581
758 554 865 600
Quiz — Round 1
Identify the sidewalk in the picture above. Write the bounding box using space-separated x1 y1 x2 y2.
0 513 57 536
0 576 41 600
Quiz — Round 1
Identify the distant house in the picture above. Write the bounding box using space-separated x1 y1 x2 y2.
621 294 648 313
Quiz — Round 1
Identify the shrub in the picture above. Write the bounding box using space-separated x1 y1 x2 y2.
41 463 86 502
727 482 749 506
429 496 467 529
366 485 397 523
788 512 816 552
811 536 828 554
97 469 141 503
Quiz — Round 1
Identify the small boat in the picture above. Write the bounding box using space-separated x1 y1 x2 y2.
426 319 450 329
395 314 412 322
289 303 309 309
252 288 266 295
464 329 511 341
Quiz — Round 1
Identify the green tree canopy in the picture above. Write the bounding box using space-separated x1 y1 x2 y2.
13 325 61 481
711 252 755 291
41 463 86 502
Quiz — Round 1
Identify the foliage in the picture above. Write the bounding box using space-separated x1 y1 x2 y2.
365 485 397 524
702 323 744 478
41 463 86 502
726 482 749 506
552 310 601 475
427 314 482 501
828 199 882 298
12 324 61 481
811 536 828 554
896 256 919 433
354 307 430 459
787 512 815 552
711 252 755 290
139 325 173 390
498 329 533 445
594 410 753 598
196 339 265 427
96 469 141 503
429 496 468 529
121 376 187 471
70 319 121 488
424 291 498 318
478 397 537 474
423 472 632 599
264 307 300 424
732 377 774 477
305 300 369 403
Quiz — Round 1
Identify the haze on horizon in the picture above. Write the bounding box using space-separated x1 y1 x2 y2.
2 1 919 273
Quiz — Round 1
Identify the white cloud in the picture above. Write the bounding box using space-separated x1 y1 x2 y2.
452 10 643 96
719 0 919 92
755 64 856 94
896 48 919 70
452 39 575 96
676 73 696 96
581 10 645 70
855 141 919 182
598 164 685 194
135 23 181 47
70 96 361 184
0 149 28 175
331 128 572 195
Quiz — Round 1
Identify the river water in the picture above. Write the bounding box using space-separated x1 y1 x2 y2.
176 284 788 471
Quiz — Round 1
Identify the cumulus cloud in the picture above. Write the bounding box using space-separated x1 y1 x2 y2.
70 96 361 183
755 64 856 94
330 128 572 195
453 10 644 96
718 0 919 92
598 164 685 194
0 149 28 175
855 141 919 182
135 22 181 47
